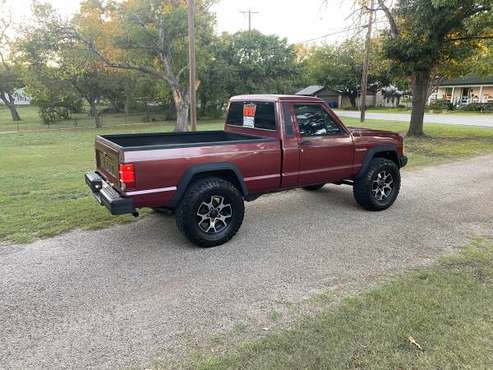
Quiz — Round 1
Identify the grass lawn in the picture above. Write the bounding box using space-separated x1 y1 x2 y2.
343 117 493 168
0 119 222 244
189 238 493 370
0 105 189 132
340 107 493 115
346 107 413 113
1 113 493 244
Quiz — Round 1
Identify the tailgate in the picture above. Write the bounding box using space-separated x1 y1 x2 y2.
95 137 121 189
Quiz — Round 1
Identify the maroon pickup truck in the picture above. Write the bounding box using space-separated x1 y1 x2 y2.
86 95 407 247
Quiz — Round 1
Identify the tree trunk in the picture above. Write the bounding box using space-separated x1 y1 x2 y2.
172 87 189 132
199 95 207 118
175 102 189 132
7 102 21 121
0 92 22 121
110 99 122 113
348 93 357 109
89 100 102 128
143 100 150 122
408 70 431 137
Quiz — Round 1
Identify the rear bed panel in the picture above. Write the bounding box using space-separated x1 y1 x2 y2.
122 139 282 208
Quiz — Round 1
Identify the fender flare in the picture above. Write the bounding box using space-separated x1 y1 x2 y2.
356 144 400 178
171 162 247 207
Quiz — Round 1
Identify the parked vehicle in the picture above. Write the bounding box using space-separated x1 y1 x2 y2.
86 95 407 247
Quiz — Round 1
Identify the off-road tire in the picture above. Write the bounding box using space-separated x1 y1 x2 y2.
353 158 401 211
303 184 326 191
176 177 244 248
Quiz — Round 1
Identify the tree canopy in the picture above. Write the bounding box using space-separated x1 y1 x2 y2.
1 0 492 131
376 0 493 135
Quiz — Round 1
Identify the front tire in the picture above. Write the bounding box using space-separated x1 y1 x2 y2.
176 177 245 248
353 158 401 211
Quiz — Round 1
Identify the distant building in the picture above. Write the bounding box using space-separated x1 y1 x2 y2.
296 85 380 109
296 85 341 108
429 74 493 105
0 88 32 106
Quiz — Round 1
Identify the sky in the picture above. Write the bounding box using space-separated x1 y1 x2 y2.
210 0 357 44
4 0 359 44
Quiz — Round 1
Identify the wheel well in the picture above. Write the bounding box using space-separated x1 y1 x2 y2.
188 170 245 196
373 150 399 167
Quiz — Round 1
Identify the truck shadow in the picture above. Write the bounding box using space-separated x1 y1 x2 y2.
144 185 360 250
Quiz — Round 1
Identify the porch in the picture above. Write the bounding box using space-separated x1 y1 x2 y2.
430 75 493 106
436 85 493 105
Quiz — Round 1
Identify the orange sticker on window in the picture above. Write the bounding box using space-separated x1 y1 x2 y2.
243 104 256 117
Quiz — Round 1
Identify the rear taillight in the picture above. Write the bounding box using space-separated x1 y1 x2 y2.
119 163 135 189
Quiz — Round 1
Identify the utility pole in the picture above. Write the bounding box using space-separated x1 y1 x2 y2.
188 0 197 131
240 9 259 31
360 0 375 122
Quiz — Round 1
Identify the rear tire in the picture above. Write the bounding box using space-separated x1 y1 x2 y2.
303 184 325 191
176 177 244 248
353 158 400 211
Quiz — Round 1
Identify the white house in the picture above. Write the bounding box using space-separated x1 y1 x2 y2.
429 74 493 105
0 88 32 106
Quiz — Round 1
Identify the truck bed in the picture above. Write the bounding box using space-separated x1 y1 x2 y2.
99 131 272 150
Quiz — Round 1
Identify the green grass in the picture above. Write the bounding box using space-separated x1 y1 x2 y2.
342 106 413 113
342 117 493 168
0 119 222 244
1 113 493 244
0 105 189 132
339 106 493 115
189 239 493 370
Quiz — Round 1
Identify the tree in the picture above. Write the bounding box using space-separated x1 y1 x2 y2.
375 0 493 136
23 63 83 125
469 39 493 76
305 38 390 108
196 38 233 117
0 2 22 121
381 85 404 106
20 2 133 127
194 30 303 118
219 31 302 96
73 0 216 131
0 62 23 121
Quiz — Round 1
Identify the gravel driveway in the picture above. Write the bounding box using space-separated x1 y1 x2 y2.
335 110 493 127
1 155 493 369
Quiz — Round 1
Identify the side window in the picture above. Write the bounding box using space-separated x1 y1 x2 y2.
226 101 276 131
294 104 343 137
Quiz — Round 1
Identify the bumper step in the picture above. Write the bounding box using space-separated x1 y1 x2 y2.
85 172 137 216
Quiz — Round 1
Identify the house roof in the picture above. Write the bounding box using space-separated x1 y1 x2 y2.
439 74 493 86
296 85 326 96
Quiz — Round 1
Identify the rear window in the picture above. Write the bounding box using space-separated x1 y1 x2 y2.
226 101 276 131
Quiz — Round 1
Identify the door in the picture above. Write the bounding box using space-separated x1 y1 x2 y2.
292 103 354 185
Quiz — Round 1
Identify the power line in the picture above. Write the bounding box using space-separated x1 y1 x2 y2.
300 26 364 44
299 20 386 44
240 9 259 32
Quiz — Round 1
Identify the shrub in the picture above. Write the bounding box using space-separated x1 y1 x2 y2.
428 100 454 111
39 106 71 125
34 97 84 125
459 103 493 112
